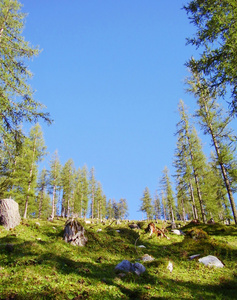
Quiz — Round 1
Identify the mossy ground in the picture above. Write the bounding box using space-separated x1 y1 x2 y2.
0 219 236 299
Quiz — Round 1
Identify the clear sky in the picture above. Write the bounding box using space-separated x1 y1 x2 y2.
19 0 237 220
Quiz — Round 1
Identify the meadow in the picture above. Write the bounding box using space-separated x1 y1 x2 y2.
0 219 236 299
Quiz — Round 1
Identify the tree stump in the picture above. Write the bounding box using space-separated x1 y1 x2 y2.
0 199 21 230
63 219 88 246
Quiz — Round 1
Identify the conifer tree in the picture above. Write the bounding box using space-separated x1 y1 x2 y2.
89 167 96 219
187 72 237 223
94 182 104 220
23 123 46 218
60 159 75 218
48 150 61 220
184 0 237 114
173 112 199 220
118 198 129 220
106 199 113 219
37 167 49 218
140 187 153 220
0 0 51 148
153 190 161 220
74 165 89 219
160 167 176 224
177 100 208 222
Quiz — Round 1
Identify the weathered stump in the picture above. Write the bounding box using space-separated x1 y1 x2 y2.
63 219 88 246
0 199 21 230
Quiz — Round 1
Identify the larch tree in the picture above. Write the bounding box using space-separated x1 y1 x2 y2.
74 165 89 219
118 198 129 220
177 100 208 223
106 199 113 219
94 182 104 220
160 167 176 224
140 187 153 221
48 150 61 220
0 0 51 149
60 159 75 218
173 108 199 220
37 167 48 218
184 0 237 115
153 190 161 220
23 123 46 219
89 167 96 219
187 72 237 223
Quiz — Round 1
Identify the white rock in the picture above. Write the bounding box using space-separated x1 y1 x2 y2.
198 255 224 268
167 261 173 273
97 228 102 232
171 229 185 235
138 245 146 248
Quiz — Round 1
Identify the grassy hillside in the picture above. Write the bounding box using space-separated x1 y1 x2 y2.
0 219 237 299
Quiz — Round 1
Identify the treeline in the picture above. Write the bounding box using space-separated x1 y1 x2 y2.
0 123 129 220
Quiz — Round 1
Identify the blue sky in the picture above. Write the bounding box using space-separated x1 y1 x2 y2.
20 0 236 220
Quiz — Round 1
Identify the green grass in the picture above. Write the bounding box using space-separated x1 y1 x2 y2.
0 219 237 299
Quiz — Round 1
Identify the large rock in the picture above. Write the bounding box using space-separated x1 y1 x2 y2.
198 255 224 268
0 199 21 230
63 219 88 246
115 260 146 276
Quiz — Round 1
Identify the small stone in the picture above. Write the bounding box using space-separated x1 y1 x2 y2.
167 261 173 273
138 245 146 248
141 254 154 262
189 254 201 260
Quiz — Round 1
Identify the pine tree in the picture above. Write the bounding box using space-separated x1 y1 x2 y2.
0 0 51 148
140 187 153 220
187 72 237 224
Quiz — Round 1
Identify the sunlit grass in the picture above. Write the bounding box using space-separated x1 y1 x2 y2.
0 219 236 299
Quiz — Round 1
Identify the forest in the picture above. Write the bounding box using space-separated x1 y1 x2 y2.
1 1 237 299
1 0 237 225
